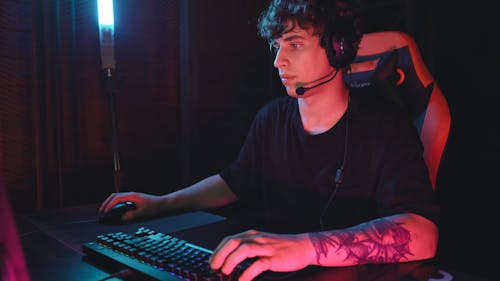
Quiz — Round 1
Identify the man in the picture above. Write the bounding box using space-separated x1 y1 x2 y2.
99 0 439 280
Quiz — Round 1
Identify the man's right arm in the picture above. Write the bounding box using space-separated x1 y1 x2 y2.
162 174 237 211
99 174 237 221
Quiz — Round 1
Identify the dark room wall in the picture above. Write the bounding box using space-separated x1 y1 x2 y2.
1 0 498 279
431 3 499 279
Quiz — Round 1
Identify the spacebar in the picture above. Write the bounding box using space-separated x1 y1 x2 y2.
83 242 183 281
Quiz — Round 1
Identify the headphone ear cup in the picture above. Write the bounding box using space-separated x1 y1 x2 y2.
329 36 356 69
324 32 338 68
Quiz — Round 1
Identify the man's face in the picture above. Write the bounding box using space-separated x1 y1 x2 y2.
271 23 333 97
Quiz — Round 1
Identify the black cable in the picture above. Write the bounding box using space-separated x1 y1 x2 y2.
104 68 121 193
98 268 133 281
319 94 350 231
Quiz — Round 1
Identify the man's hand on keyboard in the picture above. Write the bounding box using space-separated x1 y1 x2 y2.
209 229 314 281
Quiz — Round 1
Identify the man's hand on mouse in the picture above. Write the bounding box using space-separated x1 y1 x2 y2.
99 192 163 221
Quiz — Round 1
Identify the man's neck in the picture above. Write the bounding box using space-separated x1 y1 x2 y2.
298 84 349 135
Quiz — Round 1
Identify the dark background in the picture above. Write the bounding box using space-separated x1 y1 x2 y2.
1 0 498 280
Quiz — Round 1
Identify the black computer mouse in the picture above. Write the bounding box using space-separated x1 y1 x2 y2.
98 201 136 224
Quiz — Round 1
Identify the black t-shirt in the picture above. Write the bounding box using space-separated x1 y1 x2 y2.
220 87 439 233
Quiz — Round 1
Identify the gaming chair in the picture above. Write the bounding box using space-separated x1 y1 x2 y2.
347 31 451 190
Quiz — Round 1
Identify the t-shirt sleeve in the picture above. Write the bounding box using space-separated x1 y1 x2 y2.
376 107 440 226
219 103 270 202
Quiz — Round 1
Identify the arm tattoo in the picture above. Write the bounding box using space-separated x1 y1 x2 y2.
309 218 412 265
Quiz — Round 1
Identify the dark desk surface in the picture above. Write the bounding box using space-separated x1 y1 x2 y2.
16 204 494 281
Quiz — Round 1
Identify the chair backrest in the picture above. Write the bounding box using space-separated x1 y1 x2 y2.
347 31 451 190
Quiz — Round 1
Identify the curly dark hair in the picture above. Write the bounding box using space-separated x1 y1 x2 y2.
257 0 364 68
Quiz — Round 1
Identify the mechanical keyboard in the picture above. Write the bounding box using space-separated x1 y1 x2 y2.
82 227 254 281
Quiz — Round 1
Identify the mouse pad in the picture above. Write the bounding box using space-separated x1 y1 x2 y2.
17 204 225 255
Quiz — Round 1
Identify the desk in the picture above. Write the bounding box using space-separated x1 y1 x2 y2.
16 204 493 281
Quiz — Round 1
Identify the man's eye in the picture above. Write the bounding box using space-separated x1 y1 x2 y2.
270 43 280 54
291 43 301 49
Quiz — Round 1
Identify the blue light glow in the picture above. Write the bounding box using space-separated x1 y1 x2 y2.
97 0 114 26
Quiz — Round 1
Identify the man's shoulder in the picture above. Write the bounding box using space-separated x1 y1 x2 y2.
257 96 295 116
263 95 294 108
246 96 296 136
350 86 406 119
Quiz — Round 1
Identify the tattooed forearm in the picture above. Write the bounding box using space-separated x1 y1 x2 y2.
309 218 413 265
309 232 339 264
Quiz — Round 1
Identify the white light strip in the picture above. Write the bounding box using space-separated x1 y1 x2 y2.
97 0 114 26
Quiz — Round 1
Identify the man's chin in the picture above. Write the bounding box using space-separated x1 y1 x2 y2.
284 86 298 98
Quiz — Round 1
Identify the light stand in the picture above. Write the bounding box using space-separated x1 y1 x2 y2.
97 0 120 192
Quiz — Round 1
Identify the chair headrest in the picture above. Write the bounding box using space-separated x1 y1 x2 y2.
346 32 434 133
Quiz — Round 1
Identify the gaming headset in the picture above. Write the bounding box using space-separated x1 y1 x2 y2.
321 0 361 69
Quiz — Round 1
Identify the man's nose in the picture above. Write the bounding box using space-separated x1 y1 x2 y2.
273 48 287 68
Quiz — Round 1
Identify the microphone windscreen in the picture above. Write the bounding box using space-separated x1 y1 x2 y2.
296 87 306 95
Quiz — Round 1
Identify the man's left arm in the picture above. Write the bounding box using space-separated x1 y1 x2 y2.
210 212 437 281
308 212 438 266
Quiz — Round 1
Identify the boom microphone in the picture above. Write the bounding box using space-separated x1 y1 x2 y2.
296 69 339 95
